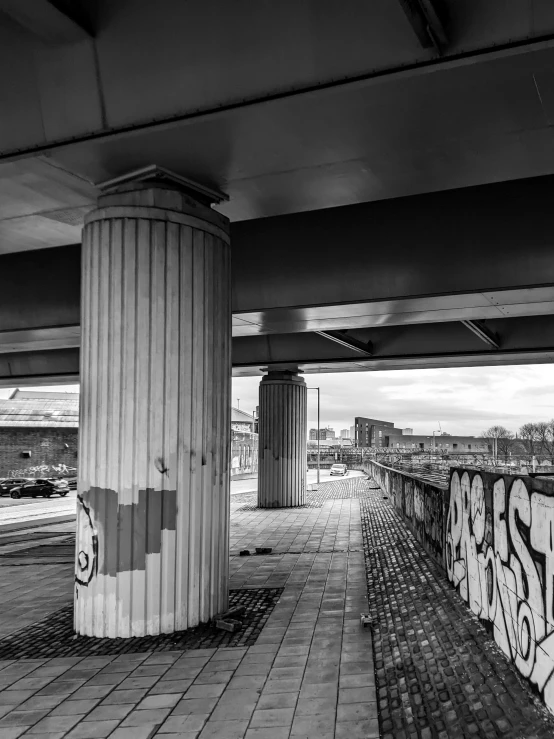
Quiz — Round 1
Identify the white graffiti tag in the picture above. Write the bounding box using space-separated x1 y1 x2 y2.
447 471 554 710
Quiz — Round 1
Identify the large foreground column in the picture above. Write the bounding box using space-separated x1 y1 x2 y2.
258 370 307 507
75 169 231 637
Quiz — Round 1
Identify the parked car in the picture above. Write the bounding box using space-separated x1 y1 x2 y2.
10 478 70 499
0 478 31 496
330 463 348 476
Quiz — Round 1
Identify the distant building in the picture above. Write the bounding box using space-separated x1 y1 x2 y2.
309 427 336 440
231 407 256 432
0 390 78 476
387 435 487 452
354 417 403 447
354 414 486 451
340 429 350 438
349 425 355 439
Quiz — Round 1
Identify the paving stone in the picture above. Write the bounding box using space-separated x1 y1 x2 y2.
245 728 290 739
172 697 219 715
335 718 380 738
159 713 208 733
48 699 100 716
182 684 225 699
256 691 297 710
148 680 192 694
0 709 49 728
109 728 158 739
197 719 249 738
290 712 336 738
120 707 172 726
84 703 134 720
26 714 85 733
100 689 149 705
137 694 182 710
65 719 121 738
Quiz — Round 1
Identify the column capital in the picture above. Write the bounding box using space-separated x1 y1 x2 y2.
261 369 306 386
86 165 230 243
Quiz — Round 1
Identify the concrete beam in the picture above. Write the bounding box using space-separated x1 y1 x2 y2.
0 0 92 44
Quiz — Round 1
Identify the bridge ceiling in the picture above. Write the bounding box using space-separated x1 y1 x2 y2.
1 2 554 253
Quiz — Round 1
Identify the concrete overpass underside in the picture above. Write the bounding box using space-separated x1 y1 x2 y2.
0 2 554 381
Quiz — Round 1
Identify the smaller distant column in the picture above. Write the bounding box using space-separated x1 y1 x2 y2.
258 370 307 507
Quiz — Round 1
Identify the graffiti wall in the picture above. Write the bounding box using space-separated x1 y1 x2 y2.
446 468 554 712
366 460 448 567
231 431 258 479
367 459 554 714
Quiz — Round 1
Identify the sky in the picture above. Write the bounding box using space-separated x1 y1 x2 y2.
233 365 554 437
3 364 553 438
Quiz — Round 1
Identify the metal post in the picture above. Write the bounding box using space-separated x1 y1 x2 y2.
307 387 321 487
317 387 320 485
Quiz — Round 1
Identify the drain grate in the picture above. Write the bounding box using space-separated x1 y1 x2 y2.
0 587 284 660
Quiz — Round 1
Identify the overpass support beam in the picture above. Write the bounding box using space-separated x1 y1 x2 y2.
258 370 307 507
74 170 231 638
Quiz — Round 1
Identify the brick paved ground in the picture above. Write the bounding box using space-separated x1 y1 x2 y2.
362 484 554 739
0 478 376 738
3 476 552 738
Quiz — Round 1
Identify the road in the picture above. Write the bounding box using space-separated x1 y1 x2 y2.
0 491 77 530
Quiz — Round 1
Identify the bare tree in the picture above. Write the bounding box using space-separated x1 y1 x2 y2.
535 421 554 459
519 422 541 456
481 426 514 456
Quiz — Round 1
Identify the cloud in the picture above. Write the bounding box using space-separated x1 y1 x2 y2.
233 364 554 436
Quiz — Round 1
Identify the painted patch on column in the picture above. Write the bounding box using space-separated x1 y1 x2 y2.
75 487 177 583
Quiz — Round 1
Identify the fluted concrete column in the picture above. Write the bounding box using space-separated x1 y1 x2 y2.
258 370 307 507
74 169 231 638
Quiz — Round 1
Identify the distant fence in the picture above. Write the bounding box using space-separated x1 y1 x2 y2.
365 459 554 716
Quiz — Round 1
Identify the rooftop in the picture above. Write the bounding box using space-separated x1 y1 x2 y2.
0 390 79 428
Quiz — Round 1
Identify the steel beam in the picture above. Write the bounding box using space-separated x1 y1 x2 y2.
460 320 499 349
397 0 448 53
315 330 373 356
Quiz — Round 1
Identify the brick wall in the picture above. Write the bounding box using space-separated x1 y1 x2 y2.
0 428 78 477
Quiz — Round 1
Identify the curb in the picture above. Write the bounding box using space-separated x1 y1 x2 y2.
0 513 76 534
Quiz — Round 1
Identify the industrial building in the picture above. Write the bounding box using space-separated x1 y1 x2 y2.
354 416 487 451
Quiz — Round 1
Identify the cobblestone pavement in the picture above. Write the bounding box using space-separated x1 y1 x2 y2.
362 484 554 739
0 479 376 738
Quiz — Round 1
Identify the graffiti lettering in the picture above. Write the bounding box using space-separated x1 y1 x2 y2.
447 470 554 711
9 463 75 477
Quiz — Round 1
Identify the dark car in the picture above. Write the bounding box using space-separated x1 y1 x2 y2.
10 478 69 499
0 478 31 496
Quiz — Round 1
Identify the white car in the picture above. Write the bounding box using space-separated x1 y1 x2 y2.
330 464 348 476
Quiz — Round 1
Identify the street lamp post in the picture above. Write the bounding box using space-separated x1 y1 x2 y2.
307 387 320 486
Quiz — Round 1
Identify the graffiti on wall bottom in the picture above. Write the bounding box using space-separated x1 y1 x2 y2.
446 469 554 711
